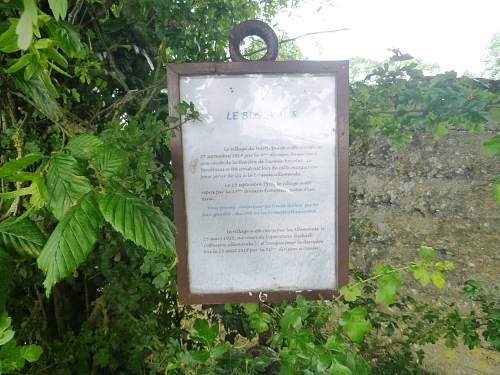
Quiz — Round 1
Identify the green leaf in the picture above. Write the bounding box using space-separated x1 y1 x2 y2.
4 172 38 182
193 319 218 344
463 279 482 300
210 343 228 359
0 328 15 346
224 303 233 313
0 313 11 332
0 185 36 200
328 361 352 375
20 345 43 362
0 313 15 346
339 307 372 343
431 271 446 289
280 306 302 332
48 61 71 77
412 264 430 287
98 191 175 255
37 192 103 296
15 74 62 121
66 134 103 160
484 135 500 156
39 69 59 98
0 22 20 53
325 335 349 352
48 0 68 21
23 60 38 80
16 0 37 50
95 147 127 178
45 47 68 68
46 154 92 220
434 261 455 271
5 53 33 74
0 218 45 259
340 284 362 302
417 246 436 260
242 303 258 315
0 340 26 370
46 21 85 58
250 311 272 333
375 271 402 305
152 270 170 289
30 177 46 209
0 153 44 178
34 38 53 49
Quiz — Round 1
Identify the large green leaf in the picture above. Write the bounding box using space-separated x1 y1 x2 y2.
95 147 127 178
339 307 372 343
375 271 402 305
0 218 45 259
46 154 92 220
98 191 175 255
66 134 103 160
0 153 44 178
37 192 103 295
16 0 37 50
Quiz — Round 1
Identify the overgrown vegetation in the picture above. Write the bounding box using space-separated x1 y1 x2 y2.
0 1 499 374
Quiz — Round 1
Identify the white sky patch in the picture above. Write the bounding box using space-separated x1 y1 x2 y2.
275 0 499 76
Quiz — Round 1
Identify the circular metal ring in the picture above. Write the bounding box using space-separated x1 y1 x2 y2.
229 20 279 62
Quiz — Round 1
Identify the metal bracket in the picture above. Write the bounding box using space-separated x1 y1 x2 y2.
229 20 279 62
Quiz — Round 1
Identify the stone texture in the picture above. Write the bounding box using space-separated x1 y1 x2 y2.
348 128 500 373
349 129 500 294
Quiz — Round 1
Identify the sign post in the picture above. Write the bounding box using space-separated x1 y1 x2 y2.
167 21 349 304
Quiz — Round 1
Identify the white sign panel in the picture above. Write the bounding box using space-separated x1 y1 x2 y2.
179 73 337 294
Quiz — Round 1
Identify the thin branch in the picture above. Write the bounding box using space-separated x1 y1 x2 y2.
68 0 85 24
91 17 129 91
90 80 165 122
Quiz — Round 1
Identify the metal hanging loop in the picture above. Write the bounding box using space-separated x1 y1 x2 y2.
229 20 279 62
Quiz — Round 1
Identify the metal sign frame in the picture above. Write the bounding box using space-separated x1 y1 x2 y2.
167 60 349 304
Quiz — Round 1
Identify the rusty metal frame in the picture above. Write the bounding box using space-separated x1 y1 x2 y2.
167 61 349 304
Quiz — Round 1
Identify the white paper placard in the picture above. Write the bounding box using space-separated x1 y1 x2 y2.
180 73 337 294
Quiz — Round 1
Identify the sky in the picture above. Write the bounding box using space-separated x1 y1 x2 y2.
275 0 499 76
